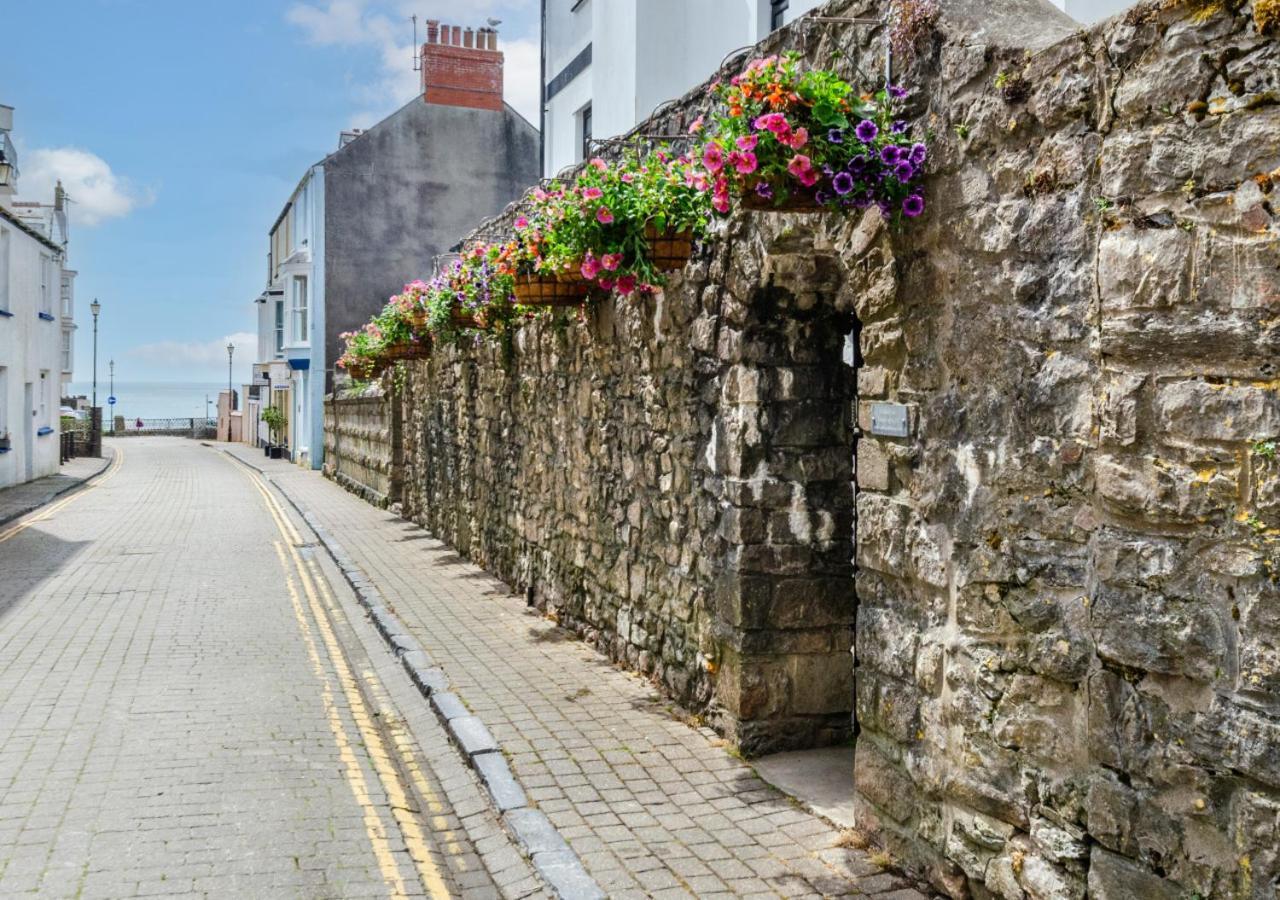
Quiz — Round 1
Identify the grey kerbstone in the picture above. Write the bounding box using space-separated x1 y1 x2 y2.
389 632 421 657
449 715 499 758
401 654 448 696
503 808 569 856
473 752 527 812
430 691 469 722
530 848 606 900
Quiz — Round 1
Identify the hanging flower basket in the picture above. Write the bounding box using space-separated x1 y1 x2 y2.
450 308 487 329
644 224 696 271
409 308 430 330
740 188 826 213
512 272 591 307
346 362 378 380
382 340 421 360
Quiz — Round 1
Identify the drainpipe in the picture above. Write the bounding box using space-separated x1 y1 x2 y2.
539 0 547 177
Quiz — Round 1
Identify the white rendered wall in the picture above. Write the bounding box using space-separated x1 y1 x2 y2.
1050 0 1134 22
0 222 63 488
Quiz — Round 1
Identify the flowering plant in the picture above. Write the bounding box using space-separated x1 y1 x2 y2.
424 242 516 337
516 153 710 295
337 322 385 372
693 54 926 220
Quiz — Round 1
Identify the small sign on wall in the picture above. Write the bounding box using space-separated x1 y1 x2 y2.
869 402 910 438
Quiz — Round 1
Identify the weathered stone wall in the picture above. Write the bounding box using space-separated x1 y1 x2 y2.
350 0 1280 895
837 1 1280 897
397 231 858 752
323 389 401 507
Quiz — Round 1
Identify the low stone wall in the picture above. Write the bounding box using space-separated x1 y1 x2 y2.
323 389 401 507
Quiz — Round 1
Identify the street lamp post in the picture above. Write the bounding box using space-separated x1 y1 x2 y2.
108 359 115 434
90 299 100 409
90 299 101 456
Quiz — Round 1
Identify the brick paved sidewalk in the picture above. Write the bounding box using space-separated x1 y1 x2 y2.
0 450 111 527
225 445 931 900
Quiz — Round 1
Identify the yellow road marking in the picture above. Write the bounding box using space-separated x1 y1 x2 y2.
271 541 412 900
0 447 124 544
240 461 452 899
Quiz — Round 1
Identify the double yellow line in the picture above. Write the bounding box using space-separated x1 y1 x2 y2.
236 459 454 899
0 448 124 544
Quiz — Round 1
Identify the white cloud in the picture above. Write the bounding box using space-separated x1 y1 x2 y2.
17 147 151 227
287 0 541 127
128 332 258 372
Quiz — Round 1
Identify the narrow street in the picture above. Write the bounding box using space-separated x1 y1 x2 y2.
0 438 531 899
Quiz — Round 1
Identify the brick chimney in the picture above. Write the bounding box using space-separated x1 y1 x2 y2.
421 21 504 112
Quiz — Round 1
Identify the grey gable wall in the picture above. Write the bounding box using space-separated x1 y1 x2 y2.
322 100 540 383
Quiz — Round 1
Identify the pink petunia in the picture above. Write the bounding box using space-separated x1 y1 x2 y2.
583 186 603 200
702 144 725 174
616 274 637 295
581 255 602 280
596 206 614 224
734 151 758 175
602 253 623 271
787 154 813 178
589 157 607 171
736 134 758 151
597 278 615 291
689 115 705 134
787 127 809 149
515 216 529 229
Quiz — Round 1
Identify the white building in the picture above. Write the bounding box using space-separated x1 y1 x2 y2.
0 104 75 488
540 0 1134 178
541 0 826 178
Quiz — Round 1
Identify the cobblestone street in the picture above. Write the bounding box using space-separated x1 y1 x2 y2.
0 438 533 899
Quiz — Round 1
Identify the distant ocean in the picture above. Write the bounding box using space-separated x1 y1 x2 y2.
65 381 231 420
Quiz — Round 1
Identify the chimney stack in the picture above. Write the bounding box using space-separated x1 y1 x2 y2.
421 20 504 112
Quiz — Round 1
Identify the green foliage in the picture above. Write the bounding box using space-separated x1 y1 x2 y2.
261 405 287 444
1253 440 1277 460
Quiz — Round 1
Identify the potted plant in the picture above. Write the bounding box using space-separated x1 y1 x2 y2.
692 54 927 219
262 405 287 459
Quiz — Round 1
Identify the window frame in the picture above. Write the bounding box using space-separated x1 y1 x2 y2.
579 103 593 163
39 253 52 316
770 0 790 30
0 228 9 311
290 275 309 346
274 299 285 356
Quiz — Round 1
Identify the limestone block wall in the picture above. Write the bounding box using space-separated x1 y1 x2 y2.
323 389 401 507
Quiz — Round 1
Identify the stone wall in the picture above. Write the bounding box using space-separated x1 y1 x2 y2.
323 388 401 507
350 0 1280 895
396 226 858 752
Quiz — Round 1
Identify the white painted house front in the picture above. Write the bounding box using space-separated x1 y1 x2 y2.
0 104 74 489
540 0 1136 178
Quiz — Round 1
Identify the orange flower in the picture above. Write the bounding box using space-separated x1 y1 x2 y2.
730 105 743 117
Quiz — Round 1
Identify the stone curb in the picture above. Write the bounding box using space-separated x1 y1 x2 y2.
0 451 113 530
217 448 604 900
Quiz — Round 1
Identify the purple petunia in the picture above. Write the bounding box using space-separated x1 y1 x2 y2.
854 119 878 143
891 120 908 134
888 84 908 100
833 171 855 195
880 144 903 165
755 181 774 200
903 194 926 218
815 189 832 205
910 142 927 166
847 153 867 172
828 127 845 144
893 161 915 182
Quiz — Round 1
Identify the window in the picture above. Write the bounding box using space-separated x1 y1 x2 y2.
60 274 72 318
274 299 285 355
61 330 72 373
770 0 789 29
0 229 9 310
39 254 52 316
290 275 308 345
580 104 592 163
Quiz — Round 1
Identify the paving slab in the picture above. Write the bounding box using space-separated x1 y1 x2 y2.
753 747 858 829
0 448 112 527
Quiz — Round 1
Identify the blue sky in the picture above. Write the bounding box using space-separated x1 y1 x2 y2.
2 0 540 384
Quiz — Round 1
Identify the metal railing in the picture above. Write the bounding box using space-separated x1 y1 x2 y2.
110 417 217 438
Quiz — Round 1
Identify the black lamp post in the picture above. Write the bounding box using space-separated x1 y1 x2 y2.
227 342 235 409
90 299 100 409
108 359 115 434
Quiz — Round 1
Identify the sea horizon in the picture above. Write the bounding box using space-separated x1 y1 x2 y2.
65 381 236 420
